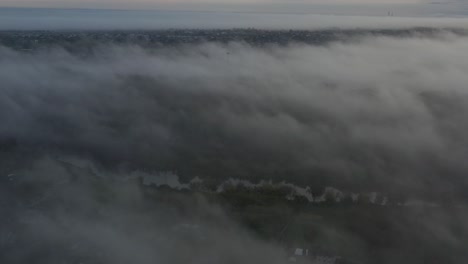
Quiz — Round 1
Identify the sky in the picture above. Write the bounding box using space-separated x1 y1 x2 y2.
0 1 467 31
0 0 467 19
0 0 462 12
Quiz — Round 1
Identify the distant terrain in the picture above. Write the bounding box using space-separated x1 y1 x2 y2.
1 28 468 51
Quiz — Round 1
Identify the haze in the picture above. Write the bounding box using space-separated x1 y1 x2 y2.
0 0 464 15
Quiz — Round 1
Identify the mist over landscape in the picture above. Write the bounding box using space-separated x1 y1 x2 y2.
1 1 468 264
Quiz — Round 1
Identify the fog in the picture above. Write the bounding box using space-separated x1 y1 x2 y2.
3 155 464 264
3 32 468 198
2 31 468 263
0 157 290 264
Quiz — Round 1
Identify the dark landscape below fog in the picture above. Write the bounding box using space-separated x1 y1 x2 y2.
1 28 468 264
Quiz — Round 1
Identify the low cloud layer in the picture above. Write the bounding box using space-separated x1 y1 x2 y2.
2 31 468 200
0 157 290 264
1 148 467 264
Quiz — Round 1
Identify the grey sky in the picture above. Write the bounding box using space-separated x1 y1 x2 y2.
0 0 463 13
2 6 468 30
1 0 467 29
